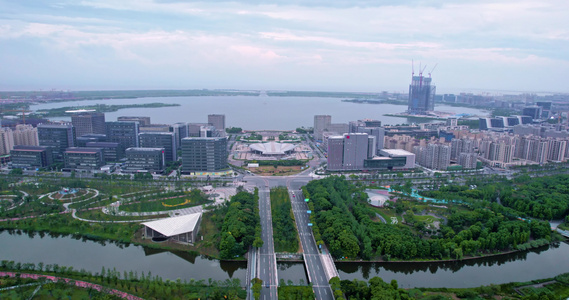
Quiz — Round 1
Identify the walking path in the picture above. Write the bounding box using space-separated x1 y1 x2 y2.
0 272 144 300
101 187 236 218
5 190 29 211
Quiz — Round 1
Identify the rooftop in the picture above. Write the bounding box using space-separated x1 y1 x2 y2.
249 141 296 155
381 149 414 156
65 147 102 154
142 213 202 237
126 147 164 152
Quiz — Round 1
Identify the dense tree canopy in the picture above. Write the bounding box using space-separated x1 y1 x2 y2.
424 175 569 220
303 176 552 261
271 187 299 253
218 190 262 259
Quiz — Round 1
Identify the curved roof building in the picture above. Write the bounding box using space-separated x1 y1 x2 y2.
249 141 296 156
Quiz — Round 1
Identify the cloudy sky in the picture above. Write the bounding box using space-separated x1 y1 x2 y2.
1 0 568 93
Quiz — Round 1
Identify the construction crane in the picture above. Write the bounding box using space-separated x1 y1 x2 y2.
428 63 438 78
0 107 32 124
419 63 427 87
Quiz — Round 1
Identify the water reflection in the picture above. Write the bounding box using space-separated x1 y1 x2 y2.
277 262 308 286
0 230 247 284
337 243 569 288
2 229 567 288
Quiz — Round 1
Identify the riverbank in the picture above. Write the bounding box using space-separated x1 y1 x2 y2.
0 213 218 259
334 242 557 264
383 113 446 121
0 263 246 299
35 103 181 117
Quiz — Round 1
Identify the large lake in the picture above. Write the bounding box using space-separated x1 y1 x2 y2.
29 96 488 130
1 231 568 288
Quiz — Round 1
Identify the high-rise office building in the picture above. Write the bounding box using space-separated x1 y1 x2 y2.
106 121 140 157
37 124 76 161
314 115 332 141
13 124 38 146
208 114 226 130
181 137 227 172
408 74 436 114
355 127 385 152
200 126 218 137
138 132 177 162
522 106 542 120
187 123 208 137
171 122 188 149
327 136 344 171
327 133 374 171
117 116 151 126
71 112 105 137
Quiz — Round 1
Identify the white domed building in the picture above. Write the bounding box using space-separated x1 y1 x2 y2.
249 141 296 158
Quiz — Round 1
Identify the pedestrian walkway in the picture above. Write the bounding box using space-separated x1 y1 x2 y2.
5 190 29 211
0 272 144 300
320 246 339 281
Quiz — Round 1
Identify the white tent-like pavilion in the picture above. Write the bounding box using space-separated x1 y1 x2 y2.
142 212 202 244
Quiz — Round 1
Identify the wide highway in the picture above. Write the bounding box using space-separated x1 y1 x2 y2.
289 180 334 300
256 180 278 300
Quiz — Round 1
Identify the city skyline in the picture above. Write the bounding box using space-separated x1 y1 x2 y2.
1 0 568 93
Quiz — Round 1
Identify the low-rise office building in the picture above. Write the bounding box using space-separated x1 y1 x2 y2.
63 147 104 171
85 142 123 163
10 145 53 169
124 147 165 173
138 132 177 162
76 134 107 147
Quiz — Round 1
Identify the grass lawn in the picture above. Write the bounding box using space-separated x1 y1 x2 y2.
251 166 304 176
75 209 168 221
52 189 91 202
414 215 436 222
192 211 221 257
120 195 211 212
519 283 569 298
371 207 403 224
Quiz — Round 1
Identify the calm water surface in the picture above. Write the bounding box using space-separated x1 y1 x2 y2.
1 231 568 288
0 230 246 283
30 96 489 130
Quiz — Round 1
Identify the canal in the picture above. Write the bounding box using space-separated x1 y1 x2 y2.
1 230 568 288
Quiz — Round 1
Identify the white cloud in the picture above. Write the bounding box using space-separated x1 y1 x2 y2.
0 0 567 91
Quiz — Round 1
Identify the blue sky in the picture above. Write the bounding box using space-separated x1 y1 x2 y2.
1 0 568 93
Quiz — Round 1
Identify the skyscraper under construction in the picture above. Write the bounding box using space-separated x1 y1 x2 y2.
407 65 436 115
